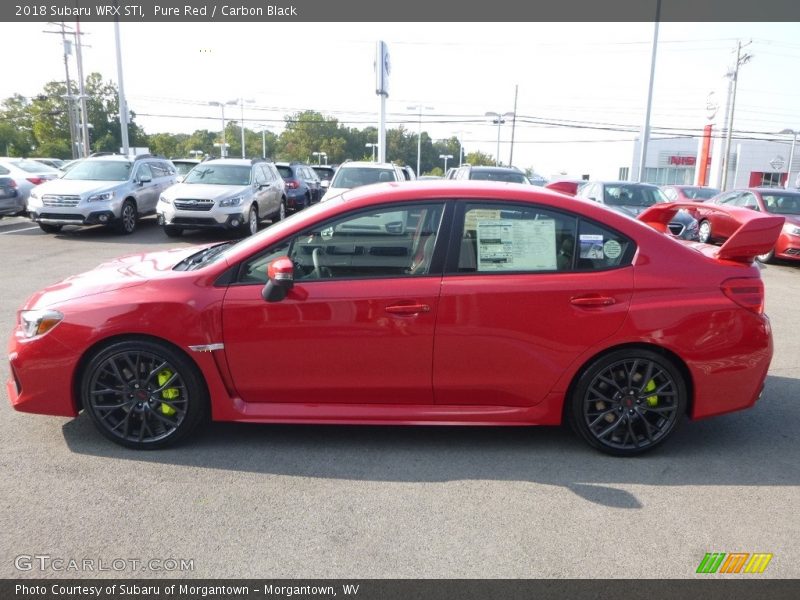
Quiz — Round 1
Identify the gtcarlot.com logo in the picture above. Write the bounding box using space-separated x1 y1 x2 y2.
696 552 773 574
15 554 194 573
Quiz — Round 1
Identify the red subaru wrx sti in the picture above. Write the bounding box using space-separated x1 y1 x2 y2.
7 181 783 455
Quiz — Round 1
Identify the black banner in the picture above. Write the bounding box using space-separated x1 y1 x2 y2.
3 579 800 600
3 0 800 22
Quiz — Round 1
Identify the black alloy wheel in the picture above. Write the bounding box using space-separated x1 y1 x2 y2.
568 349 687 456
82 340 207 449
115 200 137 234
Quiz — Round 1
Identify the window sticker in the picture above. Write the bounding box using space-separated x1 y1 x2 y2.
465 208 502 231
603 239 622 259
476 219 557 271
579 234 605 259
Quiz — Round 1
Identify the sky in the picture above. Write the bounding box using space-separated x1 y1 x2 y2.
2 21 800 178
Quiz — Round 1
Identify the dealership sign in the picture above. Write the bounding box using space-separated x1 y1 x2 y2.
669 156 697 166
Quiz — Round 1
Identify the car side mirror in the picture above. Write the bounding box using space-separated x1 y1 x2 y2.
138 174 152 184
320 180 330 189
262 256 294 302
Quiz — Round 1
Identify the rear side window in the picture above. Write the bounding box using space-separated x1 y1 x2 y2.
277 166 293 179
455 202 633 273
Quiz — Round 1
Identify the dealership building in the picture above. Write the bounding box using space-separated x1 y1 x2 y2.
626 133 799 190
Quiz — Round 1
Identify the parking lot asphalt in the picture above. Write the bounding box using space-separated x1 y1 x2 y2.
0 215 798 579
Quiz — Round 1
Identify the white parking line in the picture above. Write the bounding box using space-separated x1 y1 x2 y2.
0 225 41 235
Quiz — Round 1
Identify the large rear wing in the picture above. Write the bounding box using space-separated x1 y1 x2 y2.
638 202 785 263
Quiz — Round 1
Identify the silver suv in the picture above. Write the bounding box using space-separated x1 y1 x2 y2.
156 158 286 237
27 154 177 234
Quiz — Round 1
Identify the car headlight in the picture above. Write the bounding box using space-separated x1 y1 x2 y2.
87 191 115 202
159 194 172 205
785 224 800 236
219 196 242 207
19 309 63 339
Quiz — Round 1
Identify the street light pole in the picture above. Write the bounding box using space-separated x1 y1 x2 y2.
408 104 433 176
366 143 378 162
312 151 327 165
209 100 236 157
233 98 254 158
486 112 514 166
439 154 453 173
781 128 798 189
458 131 472 166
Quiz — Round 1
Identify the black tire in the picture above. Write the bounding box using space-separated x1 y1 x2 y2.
38 223 62 234
697 219 712 244
164 225 183 238
81 339 208 449
567 348 687 456
115 200 137 234
756 248 775 263
242 204 258 237
277 198 287 221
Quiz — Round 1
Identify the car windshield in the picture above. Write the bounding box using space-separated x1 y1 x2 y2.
183 165 251 185
331 167 395 188
681 186 719 200
762 193 800 215
9 159 59 174
313 167 334 179
173 162 198 176
470 170 528 183
62 160 131 181
605 185 667 207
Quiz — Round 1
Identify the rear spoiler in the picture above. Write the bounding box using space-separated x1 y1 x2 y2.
638 202 785 263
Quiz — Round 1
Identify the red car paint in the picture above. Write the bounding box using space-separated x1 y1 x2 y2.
7 182 778 441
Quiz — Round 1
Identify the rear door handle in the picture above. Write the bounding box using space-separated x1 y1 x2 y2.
570 295 616 307
385 304 431 315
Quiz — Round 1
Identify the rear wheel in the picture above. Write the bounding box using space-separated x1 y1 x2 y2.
568 348 687 456
698 219 712 243
38 223 62 234
81 339 208 449
115 200 137 234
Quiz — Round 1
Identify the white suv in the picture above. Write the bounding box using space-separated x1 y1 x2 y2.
320 161 405 202
27 154 176 234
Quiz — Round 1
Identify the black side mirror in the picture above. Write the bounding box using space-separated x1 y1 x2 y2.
262 257 294 302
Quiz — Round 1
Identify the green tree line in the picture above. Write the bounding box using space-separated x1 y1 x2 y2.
1 73 497 175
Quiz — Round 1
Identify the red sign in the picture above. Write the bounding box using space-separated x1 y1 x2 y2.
669 156 697 166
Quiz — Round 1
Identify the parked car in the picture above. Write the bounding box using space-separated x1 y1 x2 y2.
320 161 405 201
0 157 60 208
311 165 336 195
26 154 176 234
171 158 202 182
444 167 458 180
453 165 530 184
8 181 782 455
661 185 720 202
31 157 66 170
577 181 700 241
157 158 286 237
400 165 416 181
275 162 322 214
693 187 800 262
0 176 23 217
545 179 586 196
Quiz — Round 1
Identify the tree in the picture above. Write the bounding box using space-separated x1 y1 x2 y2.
278 111 348 163
0 94 35 156
463 150 495 166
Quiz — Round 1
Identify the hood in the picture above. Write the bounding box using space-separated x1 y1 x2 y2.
163 182 249 201
33 179 122 197
782 213 800 227
22 246 204 309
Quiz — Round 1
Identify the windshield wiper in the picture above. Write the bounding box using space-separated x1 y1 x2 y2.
174 242 233 271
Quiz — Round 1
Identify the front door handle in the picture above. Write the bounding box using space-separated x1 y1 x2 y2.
570 295 616 307
385 304 431 315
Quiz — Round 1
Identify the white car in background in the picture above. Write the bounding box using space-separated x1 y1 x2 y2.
320 161 406 202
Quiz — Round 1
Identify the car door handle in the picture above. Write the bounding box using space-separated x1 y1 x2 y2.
570 295 616 307
385 304 430 315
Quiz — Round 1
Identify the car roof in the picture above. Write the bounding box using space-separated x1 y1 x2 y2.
338 161 397 169
200 158 254 166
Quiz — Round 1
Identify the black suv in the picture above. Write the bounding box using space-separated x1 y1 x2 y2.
276 162 321 214
453 165 529 184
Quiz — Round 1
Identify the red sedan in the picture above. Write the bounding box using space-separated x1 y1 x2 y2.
7 182 783 456
694 187 800 262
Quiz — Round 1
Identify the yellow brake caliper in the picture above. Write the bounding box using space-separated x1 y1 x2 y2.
157 369 178 416
644 379 658 407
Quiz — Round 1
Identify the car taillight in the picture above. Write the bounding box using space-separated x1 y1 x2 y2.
26 177 47 185
721 277 764 314
284 180 299 189
7 179 17 188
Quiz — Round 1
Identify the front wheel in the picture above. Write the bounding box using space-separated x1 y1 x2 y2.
697 220 712 243
115 200 137 234
81 339 208 449
277 199 287 221
242 204 258 237
567 348 687 456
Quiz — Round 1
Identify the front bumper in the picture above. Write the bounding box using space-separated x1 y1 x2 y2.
29 209 118 227
157 202 248 230
774 232 800 261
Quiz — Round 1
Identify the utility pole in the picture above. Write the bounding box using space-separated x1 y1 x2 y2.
721 40 752 190
114 11 130 156
636 0 661 182
509 84 518 167
43 22 79 158
73 19 91 157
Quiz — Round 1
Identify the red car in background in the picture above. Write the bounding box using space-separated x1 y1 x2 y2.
661 185 720 202
545 179 585 196
7 182 783 456
694 187 800 262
